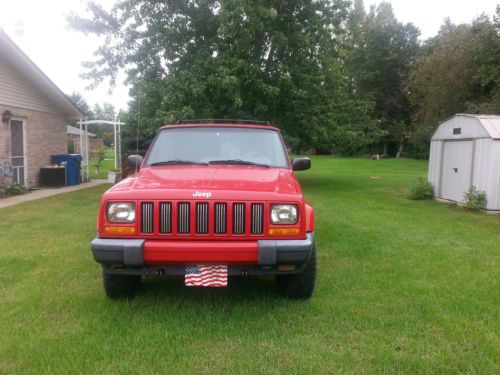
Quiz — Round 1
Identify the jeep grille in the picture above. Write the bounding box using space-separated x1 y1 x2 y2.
141 202 154 233
139 201 265 236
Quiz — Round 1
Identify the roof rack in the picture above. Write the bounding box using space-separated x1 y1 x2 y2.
175 119 272 126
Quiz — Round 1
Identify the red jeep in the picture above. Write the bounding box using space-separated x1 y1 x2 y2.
91 120 316 299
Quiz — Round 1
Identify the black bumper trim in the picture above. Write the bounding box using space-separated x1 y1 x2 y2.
91 233 315 268
258 233 314 266
91 238 145 266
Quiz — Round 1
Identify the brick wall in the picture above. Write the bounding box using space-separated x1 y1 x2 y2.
0 104 67 187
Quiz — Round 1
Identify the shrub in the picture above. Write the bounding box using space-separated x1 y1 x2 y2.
3 184 29 197
464 186 487 210
408 176 433 200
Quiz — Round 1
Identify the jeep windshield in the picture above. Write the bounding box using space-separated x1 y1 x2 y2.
145 127 289 168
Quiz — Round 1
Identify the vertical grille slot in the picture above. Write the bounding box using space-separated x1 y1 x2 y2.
159 202 172 233
196 202 209 234
232 203 246 234
141 202 154 233
177 202 190 234
251 203 264 234
214 203 227 234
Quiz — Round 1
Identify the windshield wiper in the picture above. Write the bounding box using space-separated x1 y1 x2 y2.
150 160 208 166
208 159 270 167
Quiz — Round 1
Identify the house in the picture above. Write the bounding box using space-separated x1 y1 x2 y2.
428 113 500 212
67 124 104 157
0 28 83 188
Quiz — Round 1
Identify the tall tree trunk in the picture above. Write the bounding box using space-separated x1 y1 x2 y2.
396 140 405 159
383 143 388 156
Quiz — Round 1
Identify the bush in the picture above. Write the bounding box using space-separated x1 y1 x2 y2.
464 186 487 210
408 176 433 200
2 184 29 197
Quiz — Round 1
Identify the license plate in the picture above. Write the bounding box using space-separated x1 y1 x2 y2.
185 265 228 287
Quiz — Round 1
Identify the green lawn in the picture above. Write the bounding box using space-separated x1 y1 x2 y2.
0 157 498 374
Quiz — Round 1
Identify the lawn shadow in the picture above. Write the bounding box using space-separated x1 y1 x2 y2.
86 275 310 330
299 174 362 192
138 275 279 304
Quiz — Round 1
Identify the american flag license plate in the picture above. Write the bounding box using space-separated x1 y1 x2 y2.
185 265 228 287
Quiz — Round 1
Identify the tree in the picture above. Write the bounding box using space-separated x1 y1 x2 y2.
67 91 93 118
408 11 500 157
69 0 382 154
344 2 420 157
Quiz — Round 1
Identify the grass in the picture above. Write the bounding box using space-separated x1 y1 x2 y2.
0 157 498 374
89 148 115 179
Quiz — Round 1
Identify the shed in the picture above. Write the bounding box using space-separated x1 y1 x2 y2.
428 113 500 212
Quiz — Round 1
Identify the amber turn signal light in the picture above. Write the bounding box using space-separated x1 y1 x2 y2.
268 228 301 236
103 226 136 235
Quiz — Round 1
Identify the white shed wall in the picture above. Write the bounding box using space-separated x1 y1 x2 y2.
470 138 500 210
428 140 442 194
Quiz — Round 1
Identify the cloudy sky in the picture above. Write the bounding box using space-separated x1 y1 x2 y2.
0 0 498 113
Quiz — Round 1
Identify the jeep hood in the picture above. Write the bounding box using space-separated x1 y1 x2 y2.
108 166 301 198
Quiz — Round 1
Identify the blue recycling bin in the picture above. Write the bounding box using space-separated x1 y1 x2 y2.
51 154 83 186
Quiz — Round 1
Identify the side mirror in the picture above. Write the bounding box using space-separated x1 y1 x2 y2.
291 157 311 171
127 155 144 172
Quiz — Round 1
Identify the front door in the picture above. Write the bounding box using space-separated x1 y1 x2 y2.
10 119 26 186
440 140 473 202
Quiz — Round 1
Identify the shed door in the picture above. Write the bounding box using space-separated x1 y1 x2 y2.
441 140 473 202
10 119 27 186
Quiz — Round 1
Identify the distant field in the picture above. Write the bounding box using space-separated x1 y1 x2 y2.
0 157 498 374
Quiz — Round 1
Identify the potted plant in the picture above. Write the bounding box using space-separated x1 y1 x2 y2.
107 169 121 183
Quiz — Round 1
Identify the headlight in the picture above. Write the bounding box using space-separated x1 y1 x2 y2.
271 204 298 224
107 203 136 223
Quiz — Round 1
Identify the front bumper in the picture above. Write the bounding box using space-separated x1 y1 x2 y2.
91 233 315 273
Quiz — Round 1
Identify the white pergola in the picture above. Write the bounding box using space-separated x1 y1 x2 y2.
78 118 125 180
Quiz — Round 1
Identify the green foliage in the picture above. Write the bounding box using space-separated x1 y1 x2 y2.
93 149 106 174
2 184 29 197
67 92 117 147
343 1 420 155
68 0 383 154
464 186 487 210
408 9 500 155
408 176 433 200
68 1 500 158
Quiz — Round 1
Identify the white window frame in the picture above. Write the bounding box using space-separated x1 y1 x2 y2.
9 117 28 187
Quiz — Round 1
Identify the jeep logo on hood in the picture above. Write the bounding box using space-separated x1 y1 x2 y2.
193 191 212 198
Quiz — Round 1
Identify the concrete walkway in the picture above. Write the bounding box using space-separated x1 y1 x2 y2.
0 180 109 209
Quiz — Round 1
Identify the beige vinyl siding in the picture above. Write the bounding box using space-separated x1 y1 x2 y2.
0 55 59 114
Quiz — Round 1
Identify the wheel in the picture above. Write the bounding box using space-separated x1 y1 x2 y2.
277 246 316 299
102 269 141 299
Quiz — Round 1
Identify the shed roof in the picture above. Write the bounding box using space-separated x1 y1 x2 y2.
432 113 500 140
0 28 83 119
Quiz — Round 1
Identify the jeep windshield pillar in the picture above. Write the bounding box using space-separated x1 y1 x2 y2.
91 120 315 299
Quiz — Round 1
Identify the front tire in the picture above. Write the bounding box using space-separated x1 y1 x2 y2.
277 246 316 299
103 269 141 299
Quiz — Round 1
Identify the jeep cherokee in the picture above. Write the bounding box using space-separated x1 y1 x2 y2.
91 120 316 299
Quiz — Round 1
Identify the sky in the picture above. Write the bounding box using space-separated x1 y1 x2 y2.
0 0 498 114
